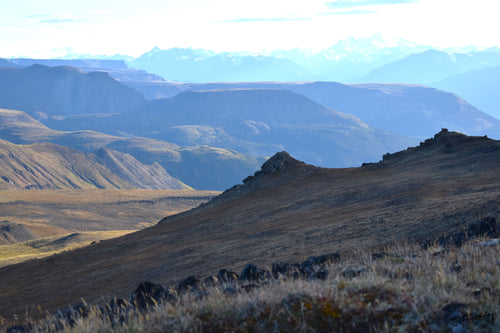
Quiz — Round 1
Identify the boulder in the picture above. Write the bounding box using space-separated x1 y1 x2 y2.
239 264 268 282
177 275 200 293
301 253 340 269
272 262 300 279
217 269 239 283
130 281 173 309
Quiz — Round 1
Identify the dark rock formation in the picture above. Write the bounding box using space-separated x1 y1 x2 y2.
243 151 311 183
423 216 499 248
217 269 239 283
130 281 173 309
239 264 268 282
177 275 200 293
272 262 301 279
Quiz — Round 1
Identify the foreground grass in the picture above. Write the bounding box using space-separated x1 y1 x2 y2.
4 238 499 332
0 230 134 268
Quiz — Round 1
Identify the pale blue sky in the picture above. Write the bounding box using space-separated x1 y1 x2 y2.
0 0 498 58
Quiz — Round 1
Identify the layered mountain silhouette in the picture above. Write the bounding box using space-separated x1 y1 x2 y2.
2 63 499 191
359 49 500 84
0 109 261 190
0 139 189 190
146 82 500 139
7 58 166 83
129 47 316 82
0 130 497 319
0 65 146 118
0 65 417 179
434 66 500 119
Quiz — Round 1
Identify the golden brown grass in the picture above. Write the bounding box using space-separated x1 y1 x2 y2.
0 189 219 245
6 238 498 332
0 230 134 268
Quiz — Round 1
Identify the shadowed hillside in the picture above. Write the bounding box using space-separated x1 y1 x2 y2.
0 129 497 320
0 65 146 118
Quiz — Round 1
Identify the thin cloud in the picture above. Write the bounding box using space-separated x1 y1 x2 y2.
319 8 375 15
39 18 82 24
28 12 83 24
220 17 311 23
326 0 419 9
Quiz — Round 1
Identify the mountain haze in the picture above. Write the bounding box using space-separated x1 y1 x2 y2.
434 66 500 119
0 65 146 120
162 82 500 139
0 109 262 190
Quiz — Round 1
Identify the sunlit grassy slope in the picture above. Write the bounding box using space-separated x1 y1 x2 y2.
0 230 134 268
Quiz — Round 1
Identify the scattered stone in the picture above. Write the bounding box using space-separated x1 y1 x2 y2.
301 252 340 269
130 281 172 309
424 216 499 248
217 269 239 283
239 264 268 281
177 275 200 293
272 262 300 279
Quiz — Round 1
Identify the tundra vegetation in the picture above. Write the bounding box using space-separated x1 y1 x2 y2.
2 236 498 332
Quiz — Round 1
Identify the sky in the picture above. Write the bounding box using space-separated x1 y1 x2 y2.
0 0 499 58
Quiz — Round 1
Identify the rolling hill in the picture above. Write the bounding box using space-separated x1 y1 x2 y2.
0 139 189 190
0 109 262 190
0 129 497 319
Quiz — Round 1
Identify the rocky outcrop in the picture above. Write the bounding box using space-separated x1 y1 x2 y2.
243 151 313 183
422 216 499 248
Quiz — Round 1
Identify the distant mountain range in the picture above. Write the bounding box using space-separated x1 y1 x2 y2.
359 49 500 84
0 66 416 167
6 58 166 83
132 81 500 140
433 66 500 119
1 60 499 189
3 35 499 122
